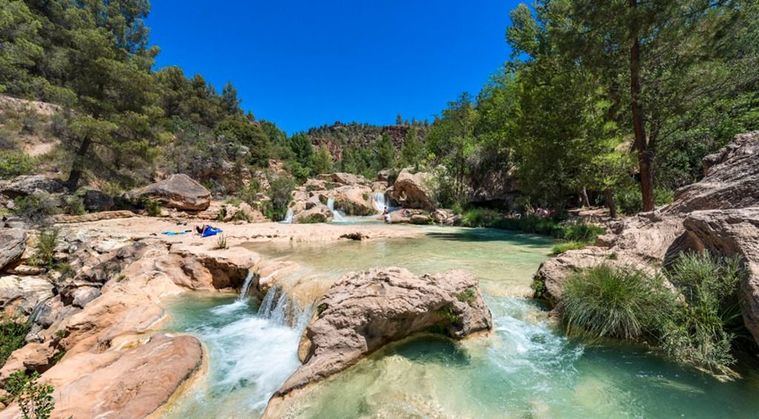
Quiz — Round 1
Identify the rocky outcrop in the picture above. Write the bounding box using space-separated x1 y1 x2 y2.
0 229 26 272
388 169 435 211
664 131 758 214
273 267 491 397
0 334 202 419
128 174 211 211
0 175 65 198
0 275 53 319
665 208 759 345
294 204 333 224
289 173 384 221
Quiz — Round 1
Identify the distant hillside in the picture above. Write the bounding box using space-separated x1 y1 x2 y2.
305 121 429 160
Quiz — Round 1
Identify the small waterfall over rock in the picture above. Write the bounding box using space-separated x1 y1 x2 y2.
237 270 256 302
282 208 294 224
258 286 311 328
372 192 387 213
326 197 346 222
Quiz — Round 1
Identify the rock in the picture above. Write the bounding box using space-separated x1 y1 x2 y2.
0 175 65 198
318 172 366 186
34 295 79 329
79 187 114 212
410 214 432 225
274 267 491 397
0 229 26 272
332 185 375 216
533 247 654 306
0 275 53 319
70 286 102 308
388 169 436 211
51 210 136 224
665 208 759 345
128 174 211 212
431 209 457 226
664 131 758 214
294 204 333 224
1 334 202 419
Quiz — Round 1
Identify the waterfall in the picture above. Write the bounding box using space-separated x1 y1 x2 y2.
282 208 294 224
372 192 387 213
326 197 346 222
258 286 311 328
237 270 256 302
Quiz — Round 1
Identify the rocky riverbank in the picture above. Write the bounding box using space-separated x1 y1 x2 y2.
0 217 422 417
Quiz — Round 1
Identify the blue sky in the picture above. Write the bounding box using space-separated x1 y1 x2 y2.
148 1 518 134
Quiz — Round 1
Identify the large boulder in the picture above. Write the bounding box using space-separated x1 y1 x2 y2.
273 267 491 397
388 169 435 211
0 175 65 198
665 208 759 345
128 174 211 211
294 204 333 224
78 187 114 212
332 185 375 216
664 131 758 214
0 334 202 419
0 229 26 272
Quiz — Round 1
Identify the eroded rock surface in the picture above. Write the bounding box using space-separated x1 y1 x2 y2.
664 131 758 214
274 267 491 397
0 229 26 272
388 169 435 211
128 173 211 211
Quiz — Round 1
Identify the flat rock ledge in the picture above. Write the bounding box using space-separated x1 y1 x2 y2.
271 267 492 401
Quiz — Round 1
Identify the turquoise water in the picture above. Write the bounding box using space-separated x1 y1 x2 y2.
164 226 759 418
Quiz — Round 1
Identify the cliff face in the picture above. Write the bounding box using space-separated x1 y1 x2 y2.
305 122 429 160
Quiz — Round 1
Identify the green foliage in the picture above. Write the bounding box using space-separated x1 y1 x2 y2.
266 176 295 221
0 321 31 368
30 229 58 270
616 186 676 215
456 288 477 304
660 253 745 376
61 195 85 215
214 116 271 166
562 266 672 340
8 371 55 419
12 193 59 223
144 199 161 217
561 222 605 243
311 145 333 175
0 151 35 179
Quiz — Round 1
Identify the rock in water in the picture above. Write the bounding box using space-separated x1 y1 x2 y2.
0 229 26 273
128 174 211 211
389 169 436 211
664 131 758 214
274 267 491 397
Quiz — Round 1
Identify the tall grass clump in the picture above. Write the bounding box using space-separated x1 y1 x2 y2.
660 252 745 377
30 229 59 270
562 265 672 340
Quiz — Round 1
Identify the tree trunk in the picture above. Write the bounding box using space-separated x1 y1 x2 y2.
628 0 655 212
581 187 590 207
604 188 617 219
66 136 91 191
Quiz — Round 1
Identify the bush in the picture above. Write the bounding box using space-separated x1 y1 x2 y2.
562 265 672 340
30 229 59 270
61 195 85 215
1 321 31 367
215 234 228 250
267 176 295 221
617 186 676 215
660 252 745 376
560 222 605 243
144 199 162 217
460 208 503 227
0 151 35 179
6 371 55 419
12 193 60 223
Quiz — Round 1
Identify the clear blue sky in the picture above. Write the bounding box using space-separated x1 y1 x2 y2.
147 1 518 134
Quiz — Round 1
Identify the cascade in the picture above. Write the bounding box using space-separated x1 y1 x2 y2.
326 197 346 222
282 208 294 224
257 286 312 328
237 270 256 302
372 192 387 213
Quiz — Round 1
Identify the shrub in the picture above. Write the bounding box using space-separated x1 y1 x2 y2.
267 176 295 221
144 199 162 217
215 234 228 250
560 222 605 243
551 241 586 255
562 265 672 340
460 208 503 227
6 371 55 419
30 229 59 270
1 321 31 367
617 186 676 215
12 193 60 223
660 252 745 376
61 195 85 215
0 151 35 179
